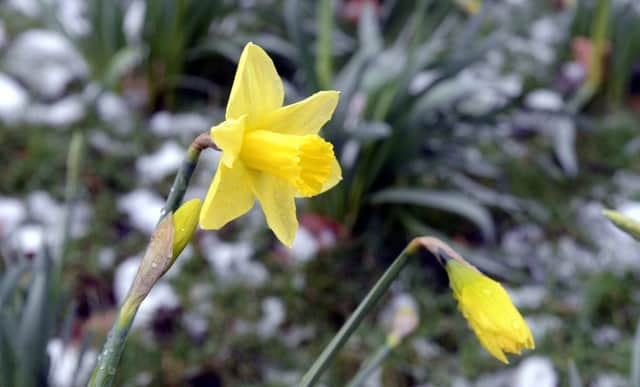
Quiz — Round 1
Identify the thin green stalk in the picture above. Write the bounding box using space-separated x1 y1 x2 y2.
58 131 84 266
316 0 334 89
88 298 139 386
346 342 393 387
298 243 417 387
298 237 452 387
160 133 215 219
90 133 216 387
568 0 609 112
285 0 318 91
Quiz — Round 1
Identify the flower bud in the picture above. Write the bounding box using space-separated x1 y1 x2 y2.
172 199 202 259
446 259 535 364
602 209 640 241
387 304 419 347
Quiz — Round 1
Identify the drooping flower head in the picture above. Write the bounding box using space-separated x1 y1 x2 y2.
445 258 535 364
199 43 341 247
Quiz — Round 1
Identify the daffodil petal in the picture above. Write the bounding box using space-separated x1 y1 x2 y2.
226 42 284 125
211 116 246 168
478 333 509 364
251 174 297 247
199 160 255 230
257 91 340 135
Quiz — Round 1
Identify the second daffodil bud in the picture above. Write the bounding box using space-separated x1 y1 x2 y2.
445 259 535 364
602 209 640 241
172 199 202 260
387 304 419 348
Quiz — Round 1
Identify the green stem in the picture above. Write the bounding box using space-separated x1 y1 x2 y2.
160 133 214 219
89 133 216 387
58 131 84 267
298 243 417 387
316 0 334 89
88 298 139 386
298 237 454 387
346 342 393 387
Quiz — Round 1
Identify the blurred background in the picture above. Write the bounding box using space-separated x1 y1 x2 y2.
1 0 640 386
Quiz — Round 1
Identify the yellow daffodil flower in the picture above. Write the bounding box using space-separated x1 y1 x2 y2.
199 42 341 247
446 259 535 364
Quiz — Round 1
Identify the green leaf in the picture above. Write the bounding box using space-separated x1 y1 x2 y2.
0 262 29 308
568 359 584 387
103 46 145 89
285 0 317 91
316 0 334 89
551 118 578 177
358 2 382 54
0 313 17 387
17 254 51 387
348 121 392 142
371 188 495 241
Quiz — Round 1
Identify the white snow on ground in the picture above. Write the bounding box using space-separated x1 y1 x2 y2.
113 256 180 329
5 30 87 98
149 111 210 138
26 95 86 128
524 89 563 111
288 226 318 263
12 224 45 259
117 189 164 235
56 0 90 37
0 73 29 124
24 191 91 255
97 92 133 133
0 196 26 239
513 356 557 387
256 297 286 338
47 338 97 387
200 234 268 287
7 0 41 18
124 0 146 43
505 285 547 309
136 141 185 183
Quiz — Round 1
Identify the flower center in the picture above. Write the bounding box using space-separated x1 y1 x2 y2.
240 130 334 196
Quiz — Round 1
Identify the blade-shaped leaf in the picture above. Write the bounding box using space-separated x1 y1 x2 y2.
0 262 29 308
568 359 584 387
371 188 495 241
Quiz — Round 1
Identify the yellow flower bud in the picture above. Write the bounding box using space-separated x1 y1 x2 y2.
446 259 535 364
455 0 481 14
602 209 640 241
387 305 419 347
172 199 202 259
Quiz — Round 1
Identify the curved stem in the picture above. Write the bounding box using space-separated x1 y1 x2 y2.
160 133 217 219
298 237 454 387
